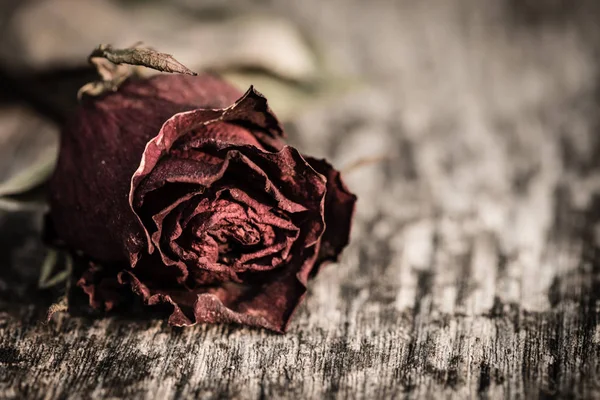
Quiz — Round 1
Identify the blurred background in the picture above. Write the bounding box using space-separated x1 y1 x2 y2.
2 0 600 397
2 0 600 311
3 0 599 203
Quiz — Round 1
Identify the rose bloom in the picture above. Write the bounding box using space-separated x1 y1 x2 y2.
47 74 356 332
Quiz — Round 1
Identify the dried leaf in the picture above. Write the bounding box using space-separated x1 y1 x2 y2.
46 295 68 322
0 0 317 82
89 45 197 76
0 196 45 212
0 107 58 197
38 249 73 289
42 250 73 321
166 16 318 81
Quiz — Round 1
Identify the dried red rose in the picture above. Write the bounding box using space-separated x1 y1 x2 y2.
48 74 356 332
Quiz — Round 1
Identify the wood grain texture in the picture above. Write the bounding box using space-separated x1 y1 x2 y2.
1 0 600 398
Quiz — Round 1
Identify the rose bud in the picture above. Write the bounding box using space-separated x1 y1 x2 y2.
48 74 356 332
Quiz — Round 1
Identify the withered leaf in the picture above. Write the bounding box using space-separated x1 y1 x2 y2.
89 44 197 76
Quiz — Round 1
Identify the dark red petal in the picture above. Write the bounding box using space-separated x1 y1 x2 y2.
49 74 243 265
221 86 286 151
118 247 317 332
305 157 357 265
49 73 357 333
77 263 123 311
131 143 326 260
129 87 287 211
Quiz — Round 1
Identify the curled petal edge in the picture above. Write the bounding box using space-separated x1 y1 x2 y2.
128 87 284 266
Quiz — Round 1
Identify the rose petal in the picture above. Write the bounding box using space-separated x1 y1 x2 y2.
132 143 325 259
130 86 285 212
305 157 357 267
77 263 123 311
49 74 243 265
50 74 357 333
118 253 315 332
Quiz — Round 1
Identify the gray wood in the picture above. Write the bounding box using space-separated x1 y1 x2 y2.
1 0 600 398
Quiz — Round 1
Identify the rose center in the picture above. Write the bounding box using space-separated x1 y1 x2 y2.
167 190 299 276
205 222 262 265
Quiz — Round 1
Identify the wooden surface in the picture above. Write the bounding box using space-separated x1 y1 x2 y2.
1 0 600 398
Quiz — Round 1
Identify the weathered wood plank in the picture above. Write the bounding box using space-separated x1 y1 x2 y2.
1 0 600 398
